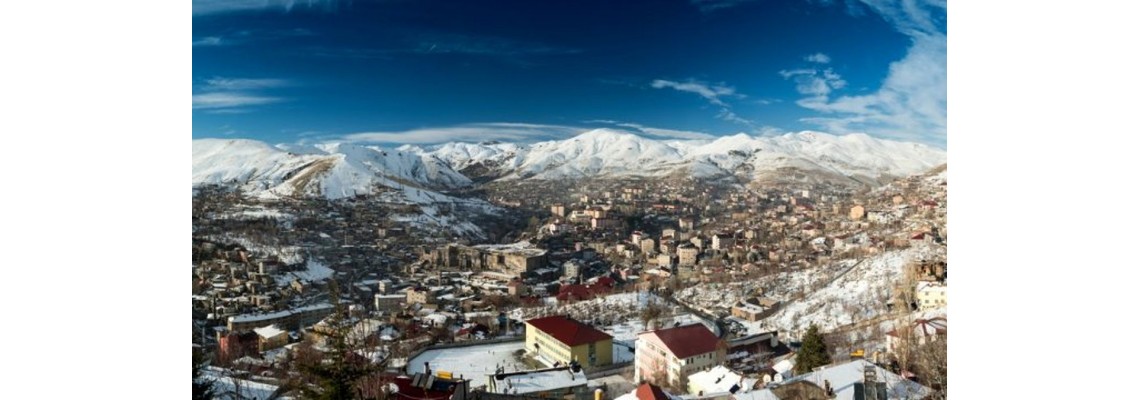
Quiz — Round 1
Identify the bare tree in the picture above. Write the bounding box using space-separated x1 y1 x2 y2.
640 299 666 331
909 337 947 400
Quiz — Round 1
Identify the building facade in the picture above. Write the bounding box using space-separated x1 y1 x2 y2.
525 315 614 368
635 324 726 388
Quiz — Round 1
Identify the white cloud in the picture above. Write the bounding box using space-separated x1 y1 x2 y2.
780 68 847 96
788 0 947 145
716 109 754 126
651 79 754 127
192 37 223 46
346 121 722 144
192 93 282 109
192 77 290 112
690 0 757 13
204 78 290 90
193 0 342 16
608 122 716 140
805 52 831 64
343 123 588 144
650 79 739 106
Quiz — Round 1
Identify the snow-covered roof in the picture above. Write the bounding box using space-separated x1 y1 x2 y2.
687 365 759 395
253 324 286 339
775 360 929 400
772 359 794 376
730 390 781 400
229 303 333 324
491 368 588 394
916 281 946 292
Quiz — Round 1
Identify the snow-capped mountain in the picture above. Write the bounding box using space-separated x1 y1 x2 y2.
193 129 945 199
402 129 946 184
193 139 471 199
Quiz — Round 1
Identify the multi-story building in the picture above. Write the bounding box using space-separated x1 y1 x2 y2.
525 315 614 368
677 245 699 267
406 287 436 305
227 303 334 332
374 294 404 313
253 324 289 352
916 281 947 311
711 233 733 251
635 324 726 388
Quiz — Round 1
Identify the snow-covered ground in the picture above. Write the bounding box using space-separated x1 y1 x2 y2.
200 367 285 400
200 233 306 265
211 205 297 228
274 259 335 286
407 341 528 382
674 241 944 342
748 244 943 338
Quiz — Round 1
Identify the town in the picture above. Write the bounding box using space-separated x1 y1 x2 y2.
192 164 947 400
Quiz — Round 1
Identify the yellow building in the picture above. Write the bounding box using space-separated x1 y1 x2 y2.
525 315 613 368
253 324 289 352
916 281 947 311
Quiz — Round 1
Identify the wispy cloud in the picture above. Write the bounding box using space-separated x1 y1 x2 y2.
651 79 755 127
789 0 947 145
412 34 582 57
344 123 589 144
192 93 282 110
193 0 344 16
345 121 722 145
690 0 757 13
650 79 739 106
192 77 290 112
583 120 716 140
203 78 290 91
192 36 223 47
193 28 315 48
780 68 847 96
805 52 831 64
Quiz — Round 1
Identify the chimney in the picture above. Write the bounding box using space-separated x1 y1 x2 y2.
863 365 878 400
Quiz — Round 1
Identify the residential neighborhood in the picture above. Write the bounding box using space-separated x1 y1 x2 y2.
192 163 947 400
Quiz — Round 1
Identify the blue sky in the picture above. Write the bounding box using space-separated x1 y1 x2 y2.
193 0 946 146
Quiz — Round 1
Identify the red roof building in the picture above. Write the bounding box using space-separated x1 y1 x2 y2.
525 315 614 367
525 315 612 347
635 324 726 387
635 382 673 400
650 324 722 359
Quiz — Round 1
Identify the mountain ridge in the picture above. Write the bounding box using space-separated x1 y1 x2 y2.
193 130 946 200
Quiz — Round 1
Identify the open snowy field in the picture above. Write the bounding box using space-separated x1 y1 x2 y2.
407 341 527 381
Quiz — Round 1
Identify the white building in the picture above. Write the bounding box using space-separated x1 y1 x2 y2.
916 281 947 311
635 324 725 388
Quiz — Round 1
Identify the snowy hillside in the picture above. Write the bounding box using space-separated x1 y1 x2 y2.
192 139 471 199
194 130 944 199
750 243 944 337
404 129 945 183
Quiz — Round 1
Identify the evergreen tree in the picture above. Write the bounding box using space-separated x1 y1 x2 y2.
794 324 832 375
193 346 215 400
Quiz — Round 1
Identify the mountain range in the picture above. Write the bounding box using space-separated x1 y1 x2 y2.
193 129 946 201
